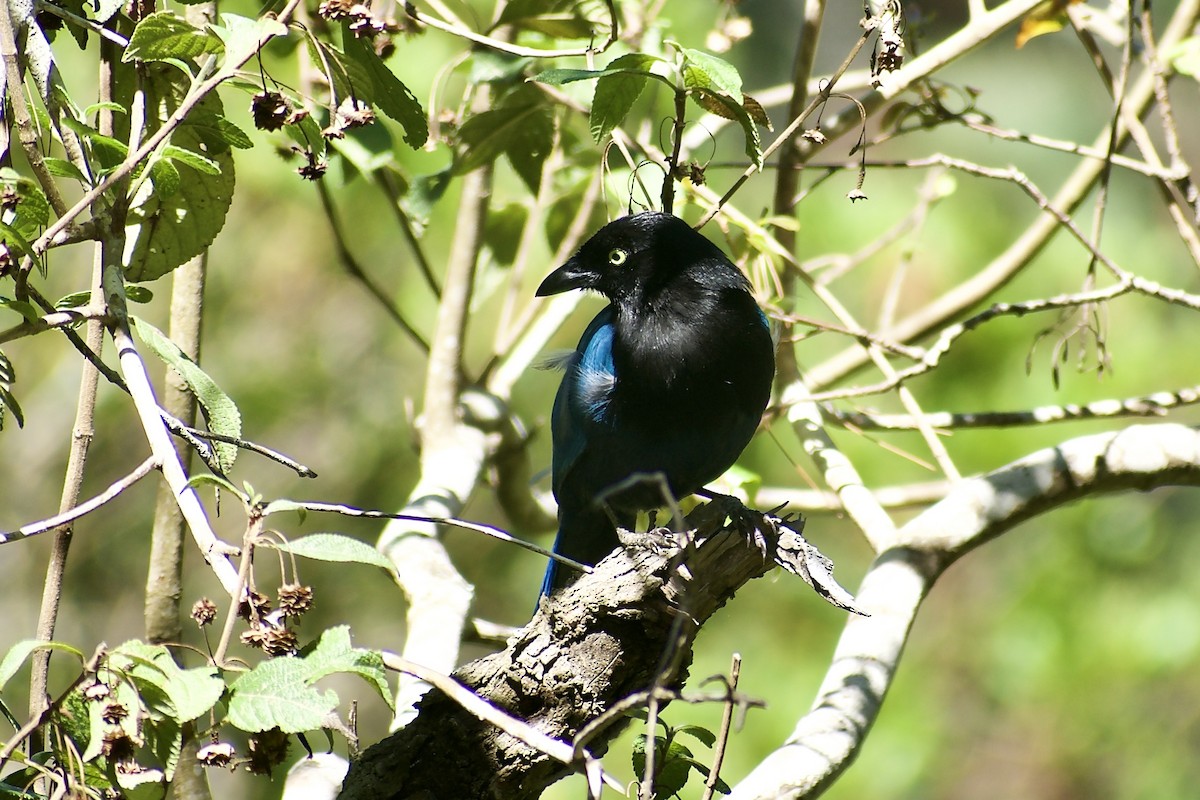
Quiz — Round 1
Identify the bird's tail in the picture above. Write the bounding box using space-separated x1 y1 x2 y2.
540 505 633 597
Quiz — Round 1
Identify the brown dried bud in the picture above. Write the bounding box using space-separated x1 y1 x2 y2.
277 584 314 617
191 598 218 627
238 590 271 621
246 728 289 776
262 626 299 657
251 92 292 132
240 628 268 651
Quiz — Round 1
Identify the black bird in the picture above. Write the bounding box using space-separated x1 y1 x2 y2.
536 212 775 595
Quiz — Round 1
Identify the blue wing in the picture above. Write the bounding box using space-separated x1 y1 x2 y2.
550 306 616 497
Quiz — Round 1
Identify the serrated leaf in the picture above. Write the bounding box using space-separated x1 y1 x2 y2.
680 47 743 101
341 31 428 149
161 144 220 175
590 53 658 142
123 68 234 281
496 0 592 38
184 111 253 153
123 12 224 62
263 533 394 571
132 316 241 470
676 724 717 747
300 625 392 709
455 87 553 192
688 88 761 168
0 175 50 239
110 641 225 723
149 157 181 197
209 13 287 65
227 658 339 734
43 157 89 182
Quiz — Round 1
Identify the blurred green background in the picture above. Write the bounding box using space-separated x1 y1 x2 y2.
3 1 1200 798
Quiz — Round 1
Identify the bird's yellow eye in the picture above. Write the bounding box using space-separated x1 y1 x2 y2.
608 248 628 266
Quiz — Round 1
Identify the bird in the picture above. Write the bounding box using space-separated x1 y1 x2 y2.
536 211 775 596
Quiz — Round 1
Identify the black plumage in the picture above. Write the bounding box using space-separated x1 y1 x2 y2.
536 211 775 594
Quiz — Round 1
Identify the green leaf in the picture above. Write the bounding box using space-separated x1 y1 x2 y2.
85 101 127 118
0 640 84 692
227 659 338 734
123 67 235 282
183 111 254 154
341 31 428 149
161 144 221 175
483 203 528 265
131 316 241 471
123 12 224 62
1166 36 1200 78
208 13 287 65
261 533 394 571
675 724 717 747
126 285 155 303
0 297 40 322
590 53 660 143
55 291 91 309
110 641 225 724
300 625 392 709
455 87 553 192
149 157 182 197
680 47 743 101
688 87 762 169
0 174 50 239
496 0 592 38
42 157 89 182
184 472 245 498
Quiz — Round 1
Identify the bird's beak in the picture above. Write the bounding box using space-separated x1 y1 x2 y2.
535 258 597 297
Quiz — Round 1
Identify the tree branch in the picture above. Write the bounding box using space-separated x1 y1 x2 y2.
729 423 1200 798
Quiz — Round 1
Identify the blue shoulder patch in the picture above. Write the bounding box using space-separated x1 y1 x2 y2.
549 307 617 495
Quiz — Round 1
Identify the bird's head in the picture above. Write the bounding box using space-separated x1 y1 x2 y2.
535 212 722 302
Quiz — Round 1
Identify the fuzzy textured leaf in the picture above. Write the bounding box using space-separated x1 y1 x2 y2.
340 32 429 149
123 69 234 282
590 53 659 142
132 316 241 471
263 533 395 571
123 12 224 62
680 47 743 101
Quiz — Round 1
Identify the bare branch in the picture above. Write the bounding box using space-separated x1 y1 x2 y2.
0 457 158 545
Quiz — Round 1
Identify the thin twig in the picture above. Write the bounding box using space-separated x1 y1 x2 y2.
0 457 158 544
403 0 615 59
700 653 742 800
263 499 586 570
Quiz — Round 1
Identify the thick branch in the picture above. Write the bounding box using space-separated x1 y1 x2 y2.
341 506 827 799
